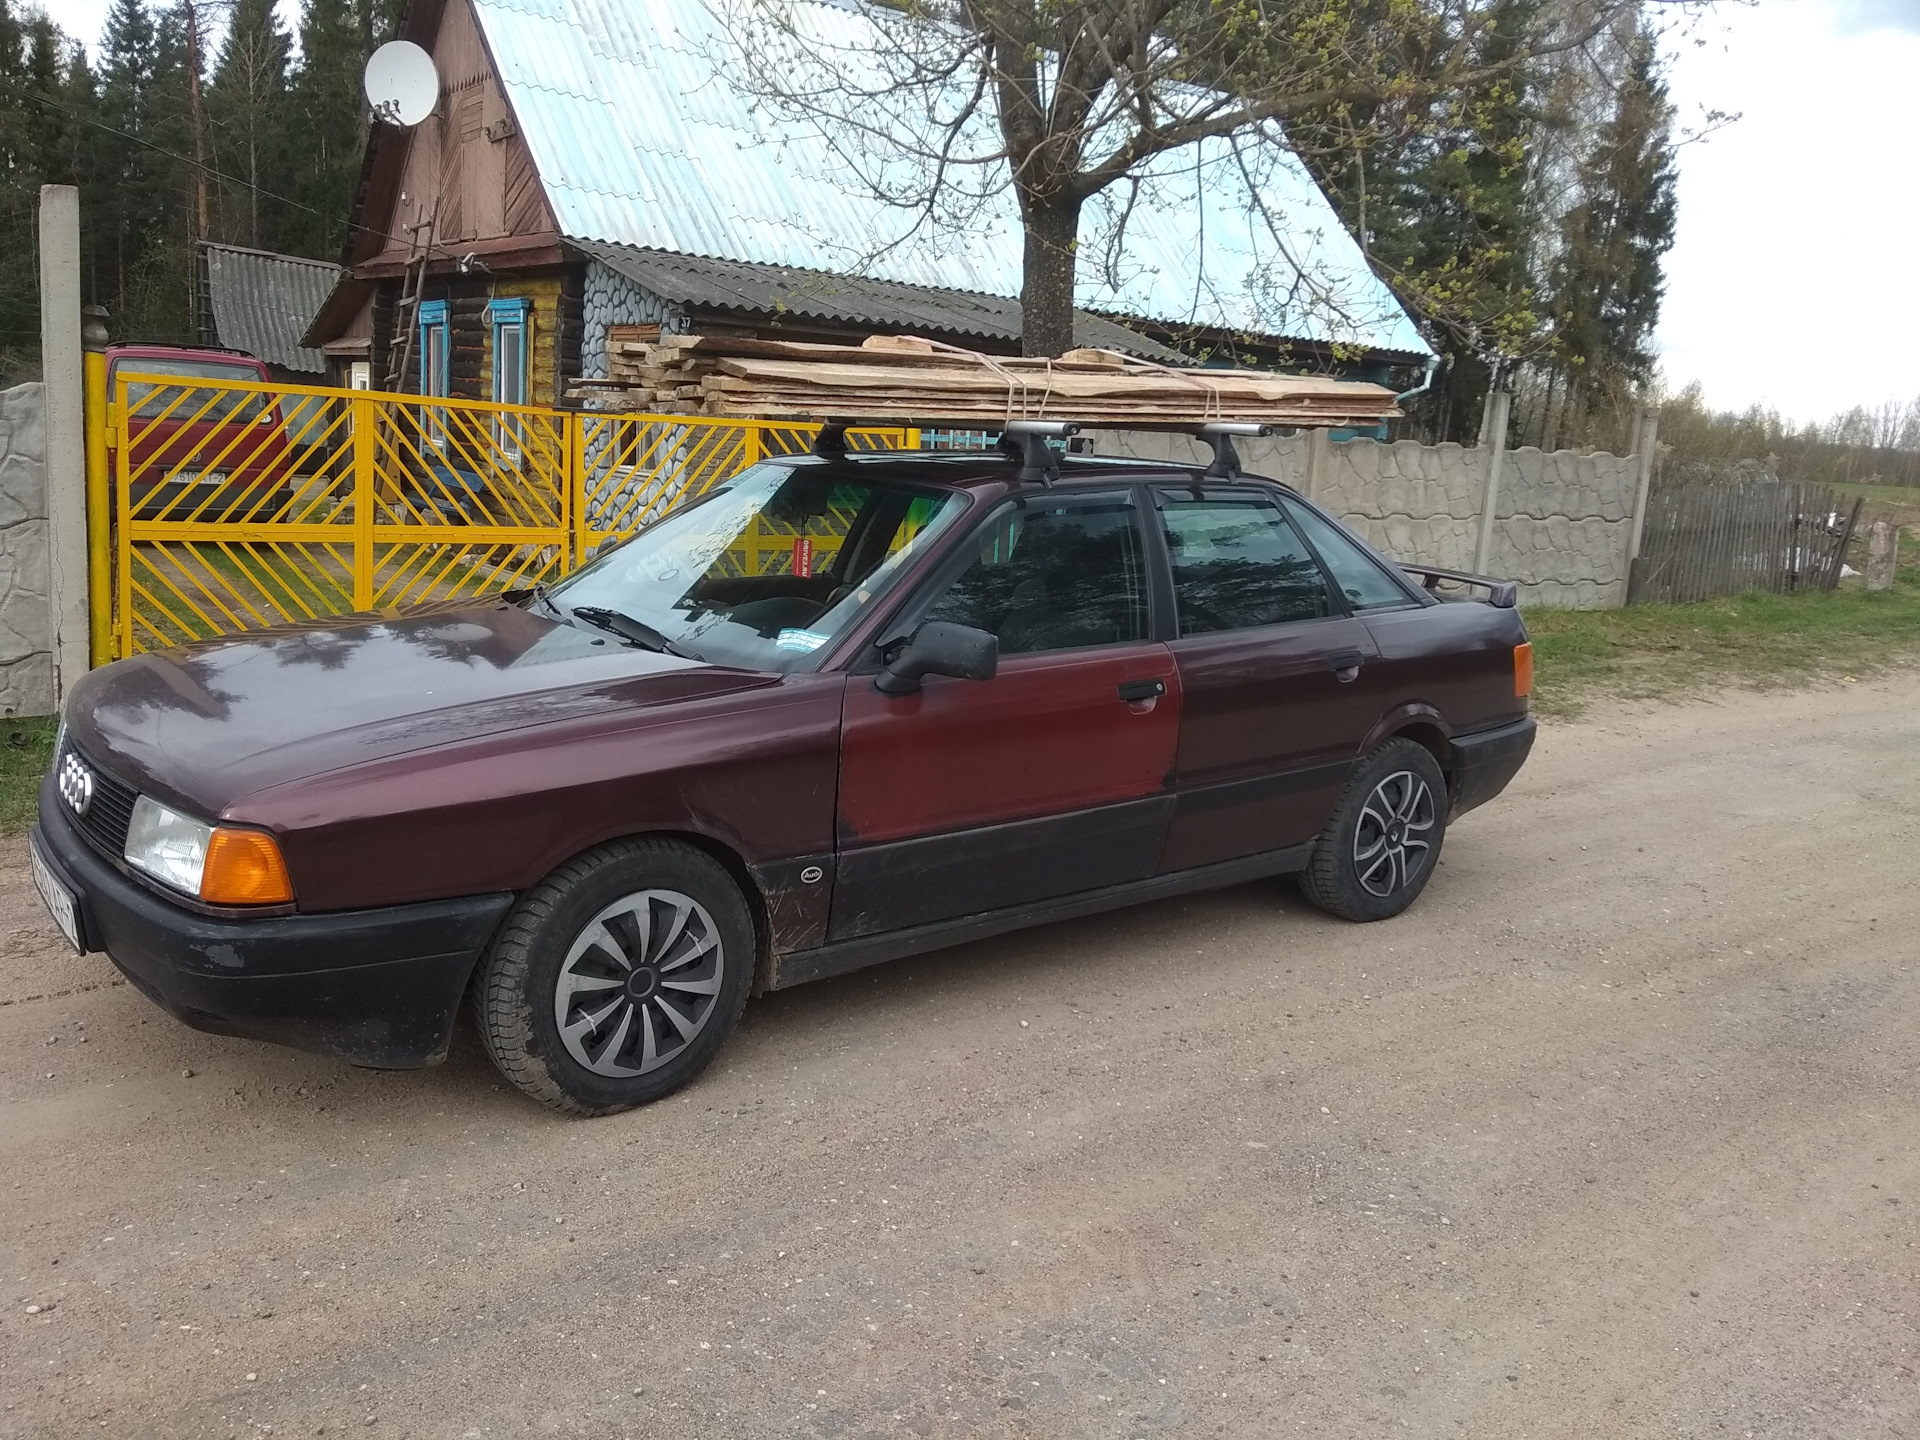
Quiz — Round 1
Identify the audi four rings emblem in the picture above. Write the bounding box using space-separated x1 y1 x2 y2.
57 753 94 817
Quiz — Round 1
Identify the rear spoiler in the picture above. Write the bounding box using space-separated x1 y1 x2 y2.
1400 564 1518 609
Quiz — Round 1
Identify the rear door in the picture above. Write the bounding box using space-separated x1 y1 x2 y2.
1152 485 1383 871
832 490 1180 939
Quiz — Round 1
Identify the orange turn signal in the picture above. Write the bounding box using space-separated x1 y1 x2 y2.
1513 642 1534 699
201 827 294 905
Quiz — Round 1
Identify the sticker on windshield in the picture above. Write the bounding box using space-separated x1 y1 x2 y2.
775 629 829 653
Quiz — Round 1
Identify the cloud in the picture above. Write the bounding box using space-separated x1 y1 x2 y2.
1832 0 1920 35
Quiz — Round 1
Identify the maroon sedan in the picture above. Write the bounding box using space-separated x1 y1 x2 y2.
33 433 1534 1115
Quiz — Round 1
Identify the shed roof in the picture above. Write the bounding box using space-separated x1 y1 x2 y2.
196 243 342 374
470 0 1431 359
574 241 1191 362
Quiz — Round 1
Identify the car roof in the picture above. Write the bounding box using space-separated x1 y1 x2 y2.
106 343 267 368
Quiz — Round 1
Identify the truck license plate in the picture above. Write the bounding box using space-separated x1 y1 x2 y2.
30 841 81 953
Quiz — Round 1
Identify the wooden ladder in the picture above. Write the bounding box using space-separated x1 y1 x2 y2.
384 202 439 392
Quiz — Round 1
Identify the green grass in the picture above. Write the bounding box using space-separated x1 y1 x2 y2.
1526 561 1920 718
0 716 59 835
1832 480 1920 512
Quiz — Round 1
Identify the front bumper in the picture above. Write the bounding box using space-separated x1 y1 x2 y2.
34 776 514 1068
1448 716 1537 819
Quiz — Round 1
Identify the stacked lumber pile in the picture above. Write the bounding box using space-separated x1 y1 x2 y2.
567 333 1399 429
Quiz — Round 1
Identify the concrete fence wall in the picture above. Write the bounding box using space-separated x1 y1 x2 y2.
0 383 55 716
1094 429 1643 609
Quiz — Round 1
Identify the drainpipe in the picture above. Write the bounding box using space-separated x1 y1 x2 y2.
1394 353 1441 406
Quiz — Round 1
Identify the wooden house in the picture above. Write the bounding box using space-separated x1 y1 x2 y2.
304 0 1433 406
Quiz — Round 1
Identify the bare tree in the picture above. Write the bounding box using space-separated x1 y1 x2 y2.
718 0 1669 356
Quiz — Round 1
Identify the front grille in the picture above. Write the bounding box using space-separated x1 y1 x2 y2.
58 742 140 862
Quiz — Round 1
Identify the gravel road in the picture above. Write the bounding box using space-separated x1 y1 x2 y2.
3 676 1917 1439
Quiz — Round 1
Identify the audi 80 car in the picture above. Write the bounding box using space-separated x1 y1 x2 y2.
34 433 1535 1115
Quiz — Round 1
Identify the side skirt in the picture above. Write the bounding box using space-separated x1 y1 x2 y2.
767 842 1314 990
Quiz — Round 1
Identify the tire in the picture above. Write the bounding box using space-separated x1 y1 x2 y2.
474 838 755 1116
1299 738 1449 923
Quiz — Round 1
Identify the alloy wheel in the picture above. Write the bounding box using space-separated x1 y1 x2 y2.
553 889 726 1077
1352 770 1436 898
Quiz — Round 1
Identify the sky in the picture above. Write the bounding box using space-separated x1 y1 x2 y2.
38 0 1920 426
1655 0 1920 422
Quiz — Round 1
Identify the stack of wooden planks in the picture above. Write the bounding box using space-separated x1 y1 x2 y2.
567 333 1400 428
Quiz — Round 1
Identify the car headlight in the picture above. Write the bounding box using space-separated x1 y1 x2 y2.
124 796 293 905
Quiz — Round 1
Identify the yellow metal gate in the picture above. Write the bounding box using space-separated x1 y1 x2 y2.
87 371 908 661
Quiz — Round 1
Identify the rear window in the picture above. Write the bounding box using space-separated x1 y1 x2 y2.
111 356 272 423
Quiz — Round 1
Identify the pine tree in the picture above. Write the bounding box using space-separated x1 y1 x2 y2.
1541 27 1677 447
96 0 160 298
1296 3 1551 441
287 0 367 262
206 0 291 248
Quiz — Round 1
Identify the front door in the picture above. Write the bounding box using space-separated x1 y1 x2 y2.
1151 485 1385 871
832 491 1180 939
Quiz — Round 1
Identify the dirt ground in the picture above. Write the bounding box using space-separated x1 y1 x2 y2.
3 677 1917 1439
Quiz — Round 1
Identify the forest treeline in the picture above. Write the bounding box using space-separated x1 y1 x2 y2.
0 0 404 384
1660 385 1920 490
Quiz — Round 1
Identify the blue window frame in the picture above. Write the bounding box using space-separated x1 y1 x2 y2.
489 297 531 458
417 299 449 448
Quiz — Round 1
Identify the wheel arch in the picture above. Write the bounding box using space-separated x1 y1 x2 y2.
1361 703 1454 777
514 826 776 993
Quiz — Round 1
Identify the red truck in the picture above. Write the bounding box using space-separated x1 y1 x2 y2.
106 344 294 519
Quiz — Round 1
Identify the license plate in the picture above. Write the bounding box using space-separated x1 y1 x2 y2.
30 842 81 953
196 471 227 487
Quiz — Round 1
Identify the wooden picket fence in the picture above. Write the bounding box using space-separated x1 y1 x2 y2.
1627 481 1865 605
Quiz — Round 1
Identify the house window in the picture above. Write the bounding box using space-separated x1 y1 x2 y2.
417 300 449 448
489 297 531 458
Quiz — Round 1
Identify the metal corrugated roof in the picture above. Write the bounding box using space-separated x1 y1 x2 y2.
198 243 341 374
574 240 1192 361
472 0 1432 358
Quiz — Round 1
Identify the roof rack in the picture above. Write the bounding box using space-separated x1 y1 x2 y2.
811 420 853 457
1194 422 1273 480
997 420 1080 486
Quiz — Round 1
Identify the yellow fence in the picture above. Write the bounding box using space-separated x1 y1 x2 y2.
86 370 910 660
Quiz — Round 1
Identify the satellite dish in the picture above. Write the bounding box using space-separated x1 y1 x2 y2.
364 41 439 127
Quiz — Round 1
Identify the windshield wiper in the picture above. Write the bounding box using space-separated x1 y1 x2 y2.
567 605 698 659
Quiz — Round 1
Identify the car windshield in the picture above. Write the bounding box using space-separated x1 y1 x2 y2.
546 461 966 671
113 356 272 423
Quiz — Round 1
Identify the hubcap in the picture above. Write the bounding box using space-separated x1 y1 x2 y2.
1353 770 1436 898
553 889 725 1077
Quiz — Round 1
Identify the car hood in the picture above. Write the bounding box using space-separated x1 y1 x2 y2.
65 602 780 817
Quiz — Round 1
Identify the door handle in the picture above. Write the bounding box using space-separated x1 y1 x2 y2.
1117 678 1167 703
1325 648 1364 682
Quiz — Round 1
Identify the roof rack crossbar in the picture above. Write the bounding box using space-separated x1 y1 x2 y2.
997 420 1080 486
1194 422 1273 480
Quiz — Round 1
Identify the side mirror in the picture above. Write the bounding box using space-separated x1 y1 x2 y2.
874 621 997 696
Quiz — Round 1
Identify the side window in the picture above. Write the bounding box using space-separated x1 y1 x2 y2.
922 496 1148 655
1155 489 1332 634
1282 498 1417 612
489 298 530 458
417 300 450 449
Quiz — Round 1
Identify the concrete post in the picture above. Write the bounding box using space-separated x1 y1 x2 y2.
1627 407 1660 561
1472 390 1512 575
39 186 90 707
1303 426 1331 501
1865 519 1899 592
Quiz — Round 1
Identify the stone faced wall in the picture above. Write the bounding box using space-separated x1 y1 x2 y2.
0 384 54 716
1091 428 1640 608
